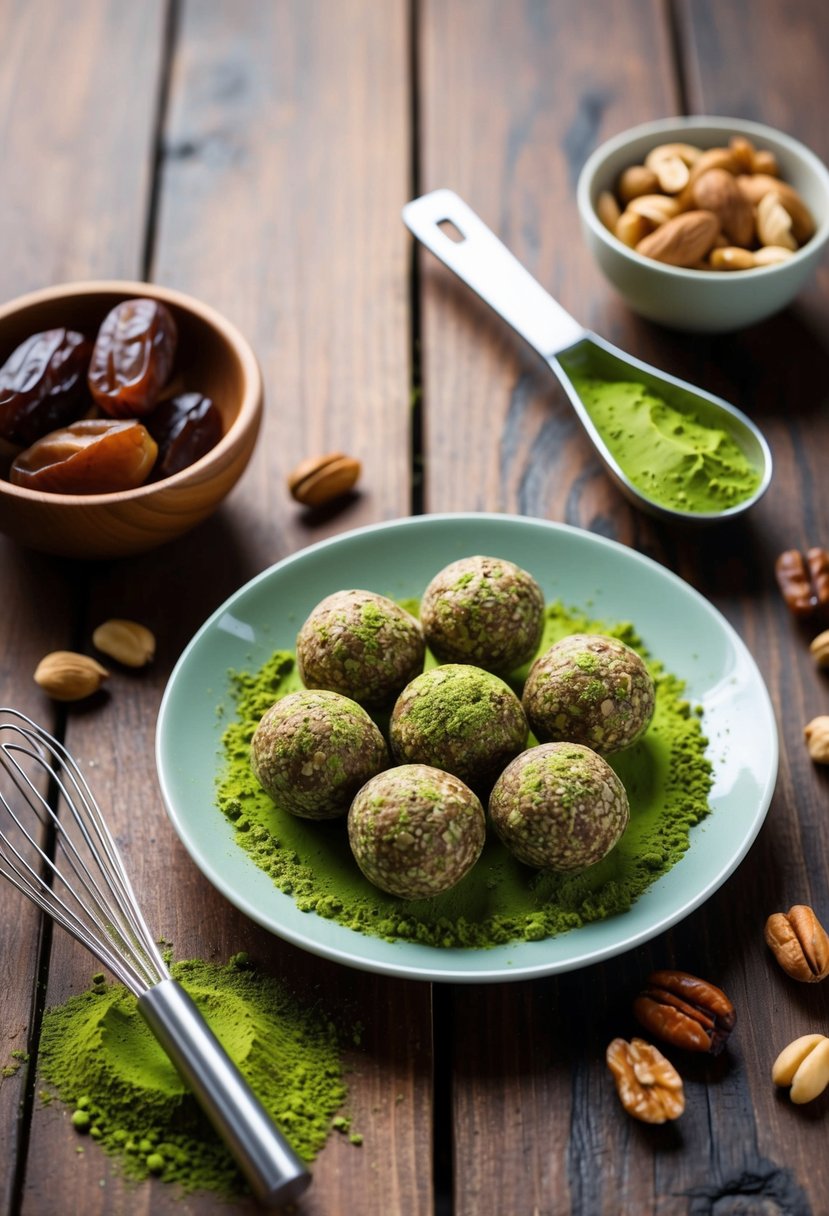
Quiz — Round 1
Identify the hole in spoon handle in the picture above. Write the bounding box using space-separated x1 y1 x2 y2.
402 189 586 358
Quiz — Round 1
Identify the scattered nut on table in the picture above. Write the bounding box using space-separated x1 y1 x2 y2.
92 619 156 668
606 1037 685 1123
804 716 829 764
773 1034 829 1104
632 969 736 1054
774 548 829 617
765 906 829 982
287 452 361 508
34 652 109 701
809 630 829 668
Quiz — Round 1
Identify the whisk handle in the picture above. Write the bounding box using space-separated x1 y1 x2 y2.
139 979 311 1207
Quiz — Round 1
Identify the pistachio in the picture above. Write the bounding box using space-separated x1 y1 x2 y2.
287 452 361 508
809 630 829 669
92 619 156 668
34 652 109 701
805 716 829 764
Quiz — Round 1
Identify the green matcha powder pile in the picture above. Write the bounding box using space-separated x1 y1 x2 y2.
36 956 346 1196
217 601 713 947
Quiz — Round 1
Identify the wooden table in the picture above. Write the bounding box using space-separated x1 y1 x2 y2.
2 2 829 1213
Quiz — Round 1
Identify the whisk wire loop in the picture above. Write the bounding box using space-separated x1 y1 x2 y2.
0 710 168 995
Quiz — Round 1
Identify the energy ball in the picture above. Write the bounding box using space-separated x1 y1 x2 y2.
296 589 425 707
348 764 485 899
489 742 630 871
420 555 545 673
389 663 528 792
522 633 655 754
251 689 388 819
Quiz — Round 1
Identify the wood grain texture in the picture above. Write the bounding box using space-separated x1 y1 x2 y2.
22 3 430 1215
0 4 167 1212
420 2 829 1214
417 0 679 542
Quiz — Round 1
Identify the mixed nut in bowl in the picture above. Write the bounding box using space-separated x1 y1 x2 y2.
0 281 263 559
577 116 829 332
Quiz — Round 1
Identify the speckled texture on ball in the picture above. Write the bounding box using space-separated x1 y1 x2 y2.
296 589 425 707
251 689 388 819
389 663 528 791
347 764 486 898
489 742 630 870
522 633 655 754
420 555 545 673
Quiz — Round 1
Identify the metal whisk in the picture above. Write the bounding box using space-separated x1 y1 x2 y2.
0 708 310 1208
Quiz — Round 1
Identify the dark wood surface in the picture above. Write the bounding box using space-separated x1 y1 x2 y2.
2 2 829 1213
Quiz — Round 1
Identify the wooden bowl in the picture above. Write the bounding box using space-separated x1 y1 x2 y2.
0 281 263 559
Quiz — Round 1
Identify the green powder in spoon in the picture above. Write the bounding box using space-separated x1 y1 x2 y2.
37 955 346 1196
567 375 761 513
217 602 712 946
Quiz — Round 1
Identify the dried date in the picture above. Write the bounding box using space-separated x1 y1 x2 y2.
88 299 177 418
0 329 92 446
10 419 157 494
145 392 222 478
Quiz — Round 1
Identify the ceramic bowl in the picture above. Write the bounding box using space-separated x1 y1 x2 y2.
0 281 263 559
577 116 829 332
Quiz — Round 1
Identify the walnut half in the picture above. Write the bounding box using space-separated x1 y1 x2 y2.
606 1037 685 1123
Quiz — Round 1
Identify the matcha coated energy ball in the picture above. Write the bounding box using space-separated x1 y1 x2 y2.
296 589 425 707
389 663 528 792
522 633 655 755
348 764 486 899
420 555 545 673
489 742 630 871
251 689 388 819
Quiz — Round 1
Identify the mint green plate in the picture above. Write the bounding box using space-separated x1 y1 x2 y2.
156 514 778 983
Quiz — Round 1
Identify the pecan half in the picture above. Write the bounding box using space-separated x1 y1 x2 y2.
606 1037 684 1123
775 548 829 617
765 906 829 982
633 970 736 1055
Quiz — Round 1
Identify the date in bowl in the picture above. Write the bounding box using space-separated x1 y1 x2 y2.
0 281 263 559
577 116 829 332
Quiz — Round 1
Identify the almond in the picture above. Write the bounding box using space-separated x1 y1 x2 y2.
635 210 720 267
34 652 109 701
287 452 361 508
692 168 754 246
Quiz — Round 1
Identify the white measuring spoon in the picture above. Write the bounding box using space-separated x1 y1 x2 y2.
402 189 772 523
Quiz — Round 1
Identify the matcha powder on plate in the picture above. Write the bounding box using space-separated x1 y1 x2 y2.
38 956 346 1197
217 601 713 948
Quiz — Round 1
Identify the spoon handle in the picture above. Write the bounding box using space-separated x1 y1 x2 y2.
402 189 586 358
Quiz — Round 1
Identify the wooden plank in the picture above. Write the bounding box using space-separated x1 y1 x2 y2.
0 3 167 1212
418 2 687 1212
668 4 829 1212
25 3 429 1214
417 0 681 546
